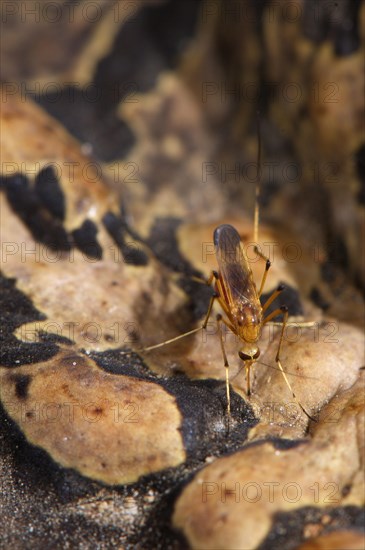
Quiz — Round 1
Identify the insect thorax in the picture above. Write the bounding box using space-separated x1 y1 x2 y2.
233 301 263 345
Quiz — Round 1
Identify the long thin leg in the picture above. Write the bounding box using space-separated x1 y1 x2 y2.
261 283 285 312
246 361 253 396
216 314 231 416
266 321 317 328
120 271 219 354
141 325 203 352
262 304 286 324
257 254 271 298
218 316 259 404
269 307 316 422
142 291 218 352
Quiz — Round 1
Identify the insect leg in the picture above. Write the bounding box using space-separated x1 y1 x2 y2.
264 305 316 422
245 361 255 397
186 272 214 286
216 313 231 416
142 273 219 352
261 284 285 313
140 326 204 352
218 315 257 407
142 293 218 352
252 243 272 297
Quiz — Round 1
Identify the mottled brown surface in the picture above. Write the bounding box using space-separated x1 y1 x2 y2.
174 375 365 549
1 1 364 549
0 349 185 484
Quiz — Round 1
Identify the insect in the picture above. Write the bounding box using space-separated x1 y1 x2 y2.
141 227 314 421
127 121 315 422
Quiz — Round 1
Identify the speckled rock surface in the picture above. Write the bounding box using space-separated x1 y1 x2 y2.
1 1 364 549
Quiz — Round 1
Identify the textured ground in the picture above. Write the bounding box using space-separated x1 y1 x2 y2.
1 1 364 549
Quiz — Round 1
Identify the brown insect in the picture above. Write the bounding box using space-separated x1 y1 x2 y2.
142 223 314 421
130 122 315 422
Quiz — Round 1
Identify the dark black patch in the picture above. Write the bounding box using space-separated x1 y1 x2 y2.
0 274 45 333
258 506 365 550
146 217 200 277
37 330 74 346
35 86 136 163
71 219 103 260
90 347 153 379
261 282 303 319
303 0 361 55
90 347 258 463
333 1 361 56
0 273 59 367
102 211 148 266
0 402 100 503
309 287 330 311
320 260 337 284
120 213 211 321
164 376 256 460
10 374 31 400
0 340 60 368
341 484 352 498
326 237 349 271
355 144 365 204
1 173 71 251
94 0 202 117
177 274 213 323
270 438 307 451
122 203 213 320
34 165 66 221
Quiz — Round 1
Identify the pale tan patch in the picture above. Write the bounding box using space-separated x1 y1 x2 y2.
0 349 185 484
173 375 365 549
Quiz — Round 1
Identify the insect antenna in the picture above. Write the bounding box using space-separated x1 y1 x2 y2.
253 110 262 247
230 359 319 383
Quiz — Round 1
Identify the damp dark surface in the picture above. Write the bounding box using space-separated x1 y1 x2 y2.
90 347 258 462
1 173 71 251
146 217 201 277
261 282 303 319
102 211 149 266
10 373 31 400
0 273 59 367
35 86 137 163
145 217 212 321
34 165 66 221
310 287 330 311
258 506 365 550
71 219 103 260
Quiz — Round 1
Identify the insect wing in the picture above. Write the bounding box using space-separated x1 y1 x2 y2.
214 224 256 305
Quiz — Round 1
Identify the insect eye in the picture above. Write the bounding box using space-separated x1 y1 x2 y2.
239 349 260 361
